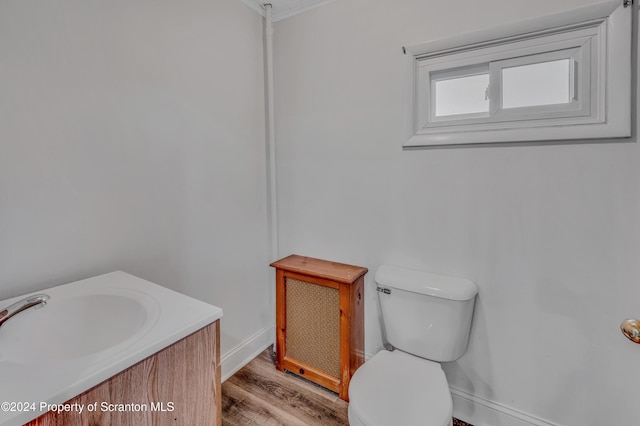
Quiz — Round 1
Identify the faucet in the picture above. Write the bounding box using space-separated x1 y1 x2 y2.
0 294 50 327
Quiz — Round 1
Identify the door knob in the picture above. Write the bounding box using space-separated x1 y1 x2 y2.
620 318 640 344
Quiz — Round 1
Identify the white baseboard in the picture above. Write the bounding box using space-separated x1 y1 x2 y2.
365 352 557 426
450 387 558 426
220 325 274 383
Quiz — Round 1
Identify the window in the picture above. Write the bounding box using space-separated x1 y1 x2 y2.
432 66 489 118
403 0 632 146
500 59 572 109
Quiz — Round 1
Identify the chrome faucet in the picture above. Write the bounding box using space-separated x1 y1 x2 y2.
0 294 50 327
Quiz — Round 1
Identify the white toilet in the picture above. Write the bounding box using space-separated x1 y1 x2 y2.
348 265 478 426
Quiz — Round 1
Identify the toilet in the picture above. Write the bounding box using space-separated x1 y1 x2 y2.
348 265 478 426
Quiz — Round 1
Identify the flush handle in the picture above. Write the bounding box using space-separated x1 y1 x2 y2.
620 318 640 344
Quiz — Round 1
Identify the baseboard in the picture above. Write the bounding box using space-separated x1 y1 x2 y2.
450 387 558 426
365 352 557 426
220 325 274 383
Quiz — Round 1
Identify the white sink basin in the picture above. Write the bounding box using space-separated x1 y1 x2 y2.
0 271 222 426
0 289 159 364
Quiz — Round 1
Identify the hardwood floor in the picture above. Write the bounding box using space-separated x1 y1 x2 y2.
222 348 349 425
222 348 473 426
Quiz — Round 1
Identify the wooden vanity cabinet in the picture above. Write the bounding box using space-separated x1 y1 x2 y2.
270 255 367 401
27 321 221 426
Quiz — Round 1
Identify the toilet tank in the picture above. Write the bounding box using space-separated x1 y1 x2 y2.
376 265 478 362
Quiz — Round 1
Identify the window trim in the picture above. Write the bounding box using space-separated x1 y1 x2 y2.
402 0 631 146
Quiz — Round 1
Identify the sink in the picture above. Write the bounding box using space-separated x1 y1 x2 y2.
0 289 159 364
0 271 223 426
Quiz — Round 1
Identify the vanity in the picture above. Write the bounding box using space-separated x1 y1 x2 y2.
0 272 223 426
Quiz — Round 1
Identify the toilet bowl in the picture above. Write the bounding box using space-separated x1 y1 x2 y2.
347 265 477 426
348 350 452 426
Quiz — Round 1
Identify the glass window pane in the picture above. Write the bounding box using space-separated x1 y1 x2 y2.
502 59 571 109
434 73 489 117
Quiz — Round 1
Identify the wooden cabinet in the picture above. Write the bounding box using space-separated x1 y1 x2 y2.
270 255 367 401
27 321 221 426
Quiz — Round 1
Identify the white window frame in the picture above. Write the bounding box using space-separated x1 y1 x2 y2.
403 0 632 146
428 64 490 124
490 47 588 119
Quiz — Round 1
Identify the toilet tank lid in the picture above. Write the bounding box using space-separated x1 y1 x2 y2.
375 265 478 300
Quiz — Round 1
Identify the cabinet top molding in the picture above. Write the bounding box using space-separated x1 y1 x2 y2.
270 255 368 284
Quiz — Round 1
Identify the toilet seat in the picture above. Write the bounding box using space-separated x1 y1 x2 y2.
348 350 452 426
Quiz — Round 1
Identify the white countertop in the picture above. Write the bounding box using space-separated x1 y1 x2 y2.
0 271 223 426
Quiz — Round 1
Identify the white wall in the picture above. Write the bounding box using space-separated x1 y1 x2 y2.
0 0 272 373
273 0 640 425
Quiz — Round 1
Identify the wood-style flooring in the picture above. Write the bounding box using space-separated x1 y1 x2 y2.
222 348 348 425
222 348 473 426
